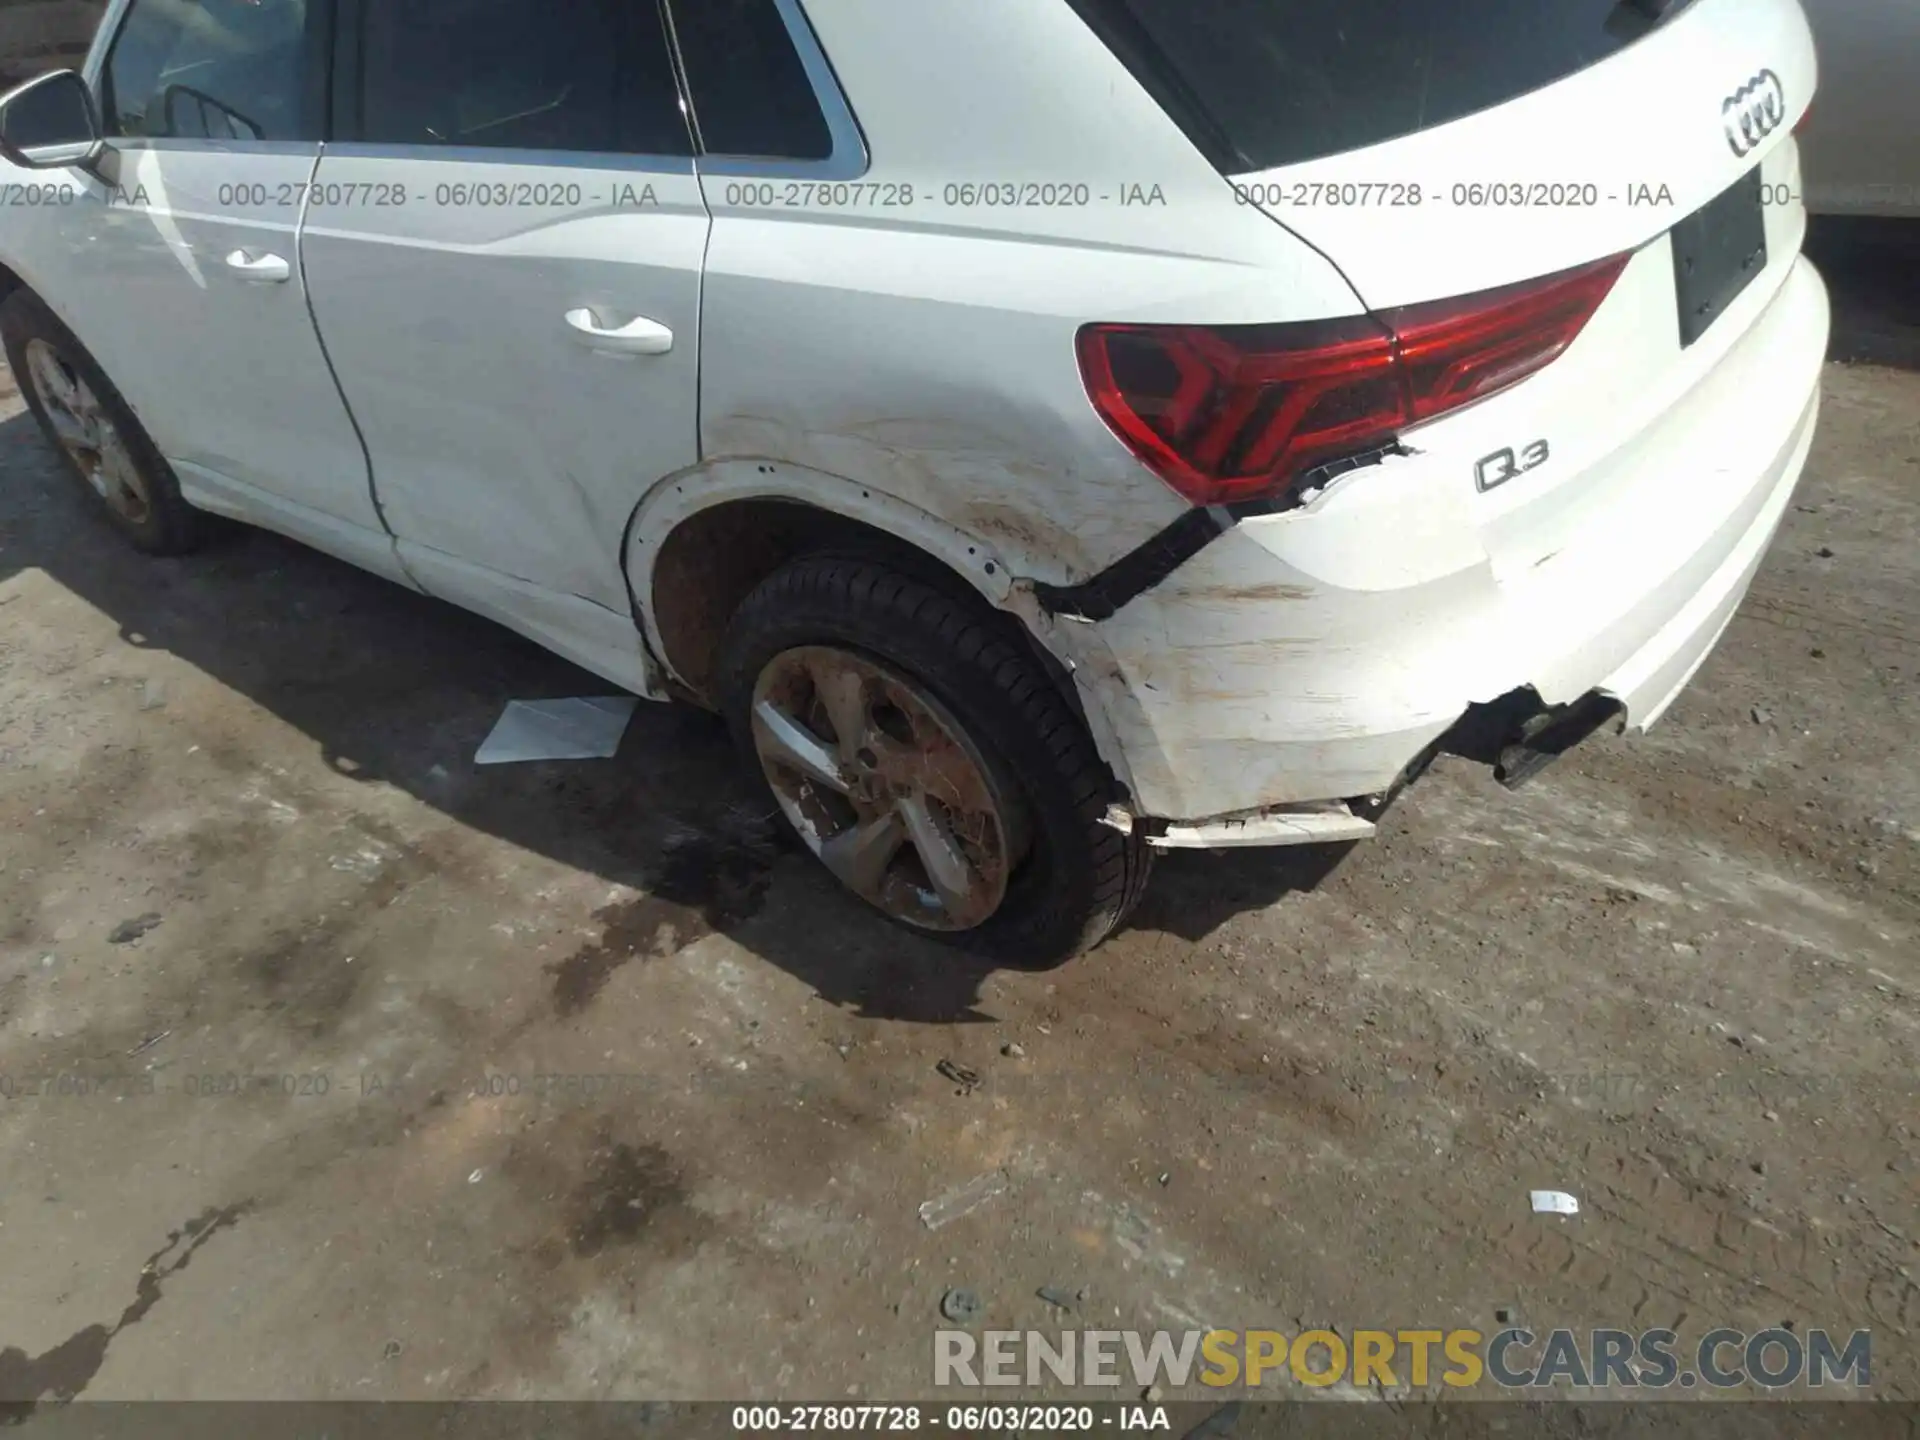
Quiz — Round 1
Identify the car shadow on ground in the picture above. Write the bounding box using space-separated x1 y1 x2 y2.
0 407 1342 1023
10 228 1901 1022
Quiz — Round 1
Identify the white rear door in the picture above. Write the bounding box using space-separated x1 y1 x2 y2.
298 0 707 687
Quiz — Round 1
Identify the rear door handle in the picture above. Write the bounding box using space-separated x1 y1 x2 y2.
564 308 674 357
224 249 291 284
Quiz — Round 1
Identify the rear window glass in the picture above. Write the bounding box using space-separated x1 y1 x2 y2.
668 0 832 160
1066 0 1692 173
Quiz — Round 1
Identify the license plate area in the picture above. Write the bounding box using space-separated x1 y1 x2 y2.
1671 166 1767 348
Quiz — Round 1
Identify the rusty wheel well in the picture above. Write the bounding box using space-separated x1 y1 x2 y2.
646 500 1004 706
645 498 1086 725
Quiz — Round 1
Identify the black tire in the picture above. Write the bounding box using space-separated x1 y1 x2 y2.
717 552 1153 966
1 287 207 555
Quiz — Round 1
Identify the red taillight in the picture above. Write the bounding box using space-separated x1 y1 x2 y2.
1077 254 1630 507
1386 255 1631 422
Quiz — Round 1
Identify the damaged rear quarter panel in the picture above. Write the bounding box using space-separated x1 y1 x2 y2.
1084 470 1516 818
684 0 1386 818
692 187 1367 591
688 239 1370 820
700 409 1174 588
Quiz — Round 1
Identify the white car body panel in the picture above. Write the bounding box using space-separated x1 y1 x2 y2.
392 539 659 696
297 154 710 682
692 0 1367 587
176 459 417 591
0 0 1834 846
1079 255 1827 819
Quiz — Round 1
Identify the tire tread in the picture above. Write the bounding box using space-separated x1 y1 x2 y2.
718 552 1151 965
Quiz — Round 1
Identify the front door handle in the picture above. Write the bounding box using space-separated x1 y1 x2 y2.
564 308 674 357
224 249 291 284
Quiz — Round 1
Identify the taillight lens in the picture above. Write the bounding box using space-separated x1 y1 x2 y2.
1077 253 1630 507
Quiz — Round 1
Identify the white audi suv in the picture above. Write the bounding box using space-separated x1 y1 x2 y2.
0 0 1829 962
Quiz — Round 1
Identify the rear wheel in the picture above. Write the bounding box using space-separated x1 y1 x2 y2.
1 288 206 555
717 553 1152 965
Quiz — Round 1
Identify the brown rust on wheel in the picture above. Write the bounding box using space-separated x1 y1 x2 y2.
749 646 1029 932
22 338 152 526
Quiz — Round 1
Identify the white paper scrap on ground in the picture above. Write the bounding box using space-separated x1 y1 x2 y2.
918 1170 1010 1230
475 697 638 765
1530 1190 1580 1216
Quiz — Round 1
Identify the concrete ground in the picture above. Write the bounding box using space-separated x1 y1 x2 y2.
0 227 1915 1409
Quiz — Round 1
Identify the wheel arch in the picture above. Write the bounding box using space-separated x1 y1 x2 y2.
623 461 1148 807
626 461 1020 706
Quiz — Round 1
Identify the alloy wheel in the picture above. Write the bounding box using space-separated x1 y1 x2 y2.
749 645 1030 931
22 338 151 526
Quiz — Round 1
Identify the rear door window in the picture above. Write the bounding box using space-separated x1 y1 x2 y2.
347 0 690 156
666 0 832 160
1066 0 1696 172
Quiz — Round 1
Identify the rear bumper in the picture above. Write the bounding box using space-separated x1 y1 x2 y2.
1597 389 1817 731
1065 256 1831 829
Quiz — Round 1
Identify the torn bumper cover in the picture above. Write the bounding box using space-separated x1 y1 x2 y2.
1025 265 1826 841
1031 445 1410 625
1145 803 1380 850
1127 688 1624 851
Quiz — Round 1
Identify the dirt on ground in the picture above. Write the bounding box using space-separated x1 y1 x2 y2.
0 227 1915 1410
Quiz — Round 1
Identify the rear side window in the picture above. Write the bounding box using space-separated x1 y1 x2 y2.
349 0 690 156
1066 0 1693 173
103 0 315 141
668 0 832 160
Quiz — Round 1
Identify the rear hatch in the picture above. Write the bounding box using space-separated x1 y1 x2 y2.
1071 0 1821 571
1069 0 1817 312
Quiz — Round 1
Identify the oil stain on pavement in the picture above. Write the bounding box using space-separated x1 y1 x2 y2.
0 1203 252 1420
546 808 782 1016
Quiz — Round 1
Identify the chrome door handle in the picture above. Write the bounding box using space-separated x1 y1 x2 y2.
564 308 674 356
224 249 291 284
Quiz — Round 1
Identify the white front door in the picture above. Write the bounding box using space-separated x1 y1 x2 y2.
298 0 709 689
